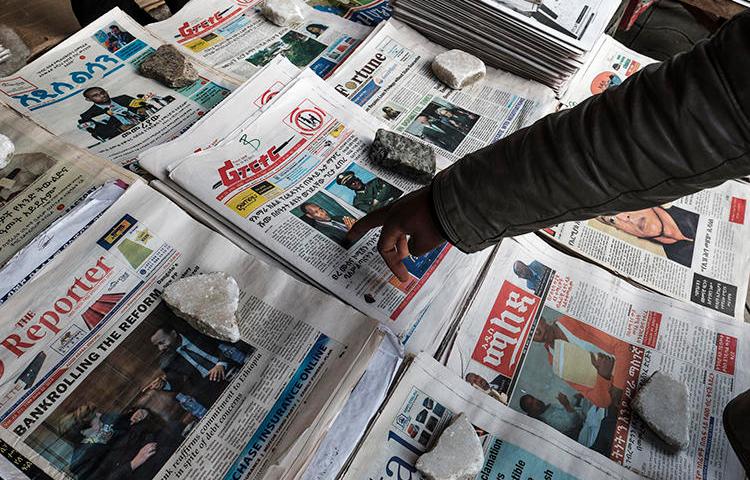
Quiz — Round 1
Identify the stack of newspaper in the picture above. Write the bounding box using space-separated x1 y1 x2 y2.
392 0 622 90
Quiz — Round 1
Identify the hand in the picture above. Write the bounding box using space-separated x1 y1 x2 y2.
208 364 225 382
130 442 157 470
590 352 614 380
346 187 445 282
145 376 166 391
343 216 356 229
557 392 570 407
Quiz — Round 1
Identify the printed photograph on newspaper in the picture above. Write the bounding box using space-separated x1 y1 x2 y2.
0 9 237 167
308 0 392 26
446 234 750 479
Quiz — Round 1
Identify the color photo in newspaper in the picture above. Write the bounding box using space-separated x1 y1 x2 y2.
327 19 558 170
0 181 381 480
446 234 750 479
308 0 392 26
543 181 750 319
0 9 237 166
145 0 371 80
341 353 638 479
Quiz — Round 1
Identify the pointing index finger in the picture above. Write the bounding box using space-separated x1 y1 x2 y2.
346 205 392 241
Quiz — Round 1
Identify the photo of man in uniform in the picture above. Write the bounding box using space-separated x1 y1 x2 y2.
406 99 480 153
336 170 403 213
78 87 144 141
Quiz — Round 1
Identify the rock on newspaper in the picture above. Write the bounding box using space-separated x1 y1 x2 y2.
0 105 135 268
168 70 491 354
340 352 638 479
0 181 382 480
445 234 750 479
326 19 558 170
0 9 238 167
145 0 372 80
543 181 750 319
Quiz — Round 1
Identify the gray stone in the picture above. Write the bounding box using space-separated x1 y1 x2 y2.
0 133 14 169
139 45 199 88
416 413 484 480
261 0 306 26
632 371 690 450
147 5 173 21
0 26 30 77
432 50 486 90
163 272 241 342
370 129 436 184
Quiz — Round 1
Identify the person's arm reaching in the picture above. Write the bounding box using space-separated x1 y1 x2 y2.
349 11 750 280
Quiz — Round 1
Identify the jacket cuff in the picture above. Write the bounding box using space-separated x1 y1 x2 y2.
431 166 478 253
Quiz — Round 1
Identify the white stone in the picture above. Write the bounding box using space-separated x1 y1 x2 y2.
0 133 14 169
432 50 486 90
261 0 306 26
632 371 690 450
416 413 484 480
163 273 241 342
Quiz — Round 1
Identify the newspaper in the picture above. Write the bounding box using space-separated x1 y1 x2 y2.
145 0 371 81
326 19 558 170
0 104 136 267
0 8 238 166
445 234 750 479
542 181 750 319
560 34 657 108
168 70 491 354
340 352 638 479
0 180 382 480
307 0 393 26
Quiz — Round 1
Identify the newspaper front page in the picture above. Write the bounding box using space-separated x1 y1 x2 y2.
543 181 750 319
0 9 238 167
0 181 382 480
445 234 750 479
168 71 490 354
341 352 638 480
0 105 136 267
145 0 371 81
326 19 558 170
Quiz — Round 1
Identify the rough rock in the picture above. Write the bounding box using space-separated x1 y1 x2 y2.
147 5 173 21
632 371 690 450
139 45 199 88
261 0 306 26
416 413 484 480
163 273 241 342
432 50 486 90
0 26 30 77
0 133 14 169
370 129 436 184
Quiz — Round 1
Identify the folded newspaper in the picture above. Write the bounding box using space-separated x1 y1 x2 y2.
0 8 238 166
308 0 393 26
0 181 382 480
445 234 750 478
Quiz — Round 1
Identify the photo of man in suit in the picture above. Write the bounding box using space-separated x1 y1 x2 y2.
300 201 357 248
78 87 144 141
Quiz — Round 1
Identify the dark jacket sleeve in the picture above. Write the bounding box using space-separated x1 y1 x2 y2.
432 11 750 253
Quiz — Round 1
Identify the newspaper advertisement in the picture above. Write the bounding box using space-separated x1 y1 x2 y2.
560 34 657 108
543 181 750 319
145 0 371 81
168 70 490 354
326 20 557 170
0 181 382 480
0 9 238 167
530 0 621 50
341 352 638 479
445 234 750 479
0 105 136 268
308 0 393 26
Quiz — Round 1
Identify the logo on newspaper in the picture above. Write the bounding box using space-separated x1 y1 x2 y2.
97 215 138 251
254 82 284 108
471 281 540 378
285 100 326 136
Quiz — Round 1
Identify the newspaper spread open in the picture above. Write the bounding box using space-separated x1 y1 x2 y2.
0 9 238 166
308 0 393 26
0 181 382 480
560 34 657 108
168 70 490 354
542 181 750 319
145 0 371 81
341 352 639 479
445 234 750 479
326 19 558 170
0 105 136 267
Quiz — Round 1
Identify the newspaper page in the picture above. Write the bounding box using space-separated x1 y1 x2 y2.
560 34 657 108
145 0 371 81
168 70 491 354
326 20 558 170
543 181 750 319
341 352 638 479
0 104 136 267
307 0 393 26
445 234 750 479
0 8 238 167
0 180 382 480
530 0 621 50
